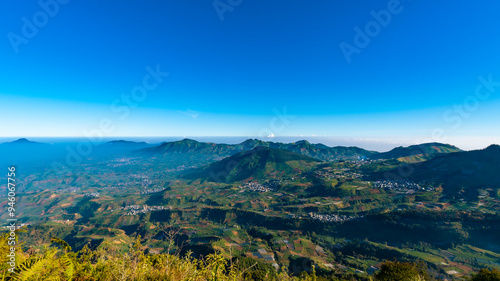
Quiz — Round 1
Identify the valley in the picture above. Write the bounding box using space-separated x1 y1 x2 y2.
1 138 499 279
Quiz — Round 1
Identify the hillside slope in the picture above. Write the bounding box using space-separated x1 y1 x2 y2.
379 145 500 197
183 146 320 183
370 142 461 162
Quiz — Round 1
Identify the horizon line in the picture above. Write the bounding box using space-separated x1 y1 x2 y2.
1 136 497 152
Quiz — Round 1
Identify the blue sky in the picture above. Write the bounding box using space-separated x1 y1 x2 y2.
1 0 500 149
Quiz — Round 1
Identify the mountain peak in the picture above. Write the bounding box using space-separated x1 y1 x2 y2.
241 138 260 144
13 138 30 143
4 138 43 145
106 140 147 145
240 139 265 146
157 138 199 147
179 138 199 143
485 144 500 150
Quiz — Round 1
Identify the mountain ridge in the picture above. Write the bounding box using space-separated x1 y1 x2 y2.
370 142 462 162
139 138 377 161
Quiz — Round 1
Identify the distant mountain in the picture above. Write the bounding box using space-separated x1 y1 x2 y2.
370 142 461 162
138 138 375 161
0 139 153 171
93 140 152 157
183 146 320 183
379 145 500 197
0 139 62 170
105 140 148 146
141 139 236 155
1 138 47 146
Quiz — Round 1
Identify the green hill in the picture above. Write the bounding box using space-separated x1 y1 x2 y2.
183 146 320 183
139 138 237 156
371 142 461 162
381 144 500 197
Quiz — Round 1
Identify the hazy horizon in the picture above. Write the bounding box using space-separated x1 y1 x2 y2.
1 135 497 152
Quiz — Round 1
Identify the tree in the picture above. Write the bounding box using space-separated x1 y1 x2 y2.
470 268 500 281
374 261 429 281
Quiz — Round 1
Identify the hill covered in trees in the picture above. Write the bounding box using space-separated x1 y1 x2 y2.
183 146 320 183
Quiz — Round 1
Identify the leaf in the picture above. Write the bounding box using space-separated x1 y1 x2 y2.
50 237 72 252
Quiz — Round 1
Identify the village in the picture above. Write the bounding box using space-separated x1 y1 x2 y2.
141 187 168 195
373 180 434 191
308 212 359 223
239 180 282 192
121 204 171 216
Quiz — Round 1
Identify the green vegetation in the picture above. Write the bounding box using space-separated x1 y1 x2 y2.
374 261 430 281
184 147 320 183
2 139 500 280
377 144 500 198
469 269 500 281
5 233 499 280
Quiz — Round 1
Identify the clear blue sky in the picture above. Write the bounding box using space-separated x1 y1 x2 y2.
1 0 500 149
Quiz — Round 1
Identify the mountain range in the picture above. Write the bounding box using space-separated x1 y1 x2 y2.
138 138 376 161
0 138 468 172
